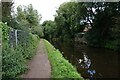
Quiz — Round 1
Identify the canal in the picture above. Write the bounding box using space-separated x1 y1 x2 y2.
51 41 119 79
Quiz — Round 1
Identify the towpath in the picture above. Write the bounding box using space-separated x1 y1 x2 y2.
22 39 51 78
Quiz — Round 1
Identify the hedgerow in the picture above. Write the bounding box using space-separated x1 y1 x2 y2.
1 22 39 79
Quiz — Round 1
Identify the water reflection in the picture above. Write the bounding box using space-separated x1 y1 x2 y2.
78 52 91 69
78 52 96 79
51 41 119 79
87 70 96 77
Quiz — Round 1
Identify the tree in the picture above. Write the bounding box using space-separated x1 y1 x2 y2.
84 2 120 48
55 2 86 41
13 4 41 31
11 4 43 37
31 24 44 38
2 1 14 26
26 4 41 27
42 20 56 40
12 5 29 30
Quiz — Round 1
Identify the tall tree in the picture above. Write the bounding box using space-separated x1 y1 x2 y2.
42 20 56 40
26 4 41 27
13 4 42 31
2 1 13 26
84 2 120 48
55 2 86 41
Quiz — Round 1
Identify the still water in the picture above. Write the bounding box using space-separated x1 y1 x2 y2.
51 41 119 79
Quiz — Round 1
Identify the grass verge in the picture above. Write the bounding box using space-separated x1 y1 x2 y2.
44 39 84 80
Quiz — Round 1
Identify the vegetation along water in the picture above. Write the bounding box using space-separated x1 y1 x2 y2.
1 1 120 80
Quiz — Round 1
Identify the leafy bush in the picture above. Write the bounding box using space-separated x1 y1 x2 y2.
1 22 39 79
0 23 2 79
21 33 39 59
0 22 9 43
44 39 84 79
31 26 44 38
2 45 27 79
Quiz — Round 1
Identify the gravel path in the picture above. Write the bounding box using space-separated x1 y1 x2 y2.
22 39 51 78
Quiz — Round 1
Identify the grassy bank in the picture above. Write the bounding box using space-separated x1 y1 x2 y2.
44 39 84 79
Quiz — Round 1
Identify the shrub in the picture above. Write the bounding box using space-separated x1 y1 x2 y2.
1 22 39 79
21 33 39 59
2 45 27 79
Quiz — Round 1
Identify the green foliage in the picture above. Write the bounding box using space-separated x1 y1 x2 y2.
105 40 119 50
105 16 120 51
42 2 86 41
44 39 84 79
1 3 42 79
21 33 39 59
11 4 43 38
42 2 120 51
2 1 14 26
31 25 44 38
55 2 86 41
42 20 56 40
84 2 120 51
2 45 27 78
0 22 9 42
0 24 2 79
1 22 39 79
26 4 41 26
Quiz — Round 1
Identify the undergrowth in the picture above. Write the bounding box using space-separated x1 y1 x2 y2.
1 22 39 79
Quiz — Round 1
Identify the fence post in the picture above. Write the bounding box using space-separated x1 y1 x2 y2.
15 30 18 46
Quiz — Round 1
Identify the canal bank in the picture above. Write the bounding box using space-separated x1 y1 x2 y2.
44 39 84 79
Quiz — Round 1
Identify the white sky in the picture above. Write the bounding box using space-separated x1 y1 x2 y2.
14 0 70 23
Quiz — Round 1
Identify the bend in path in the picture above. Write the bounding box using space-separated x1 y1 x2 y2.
22 39 51 78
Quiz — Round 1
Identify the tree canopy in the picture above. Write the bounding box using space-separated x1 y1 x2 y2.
42 2 120 51
54 2 86 41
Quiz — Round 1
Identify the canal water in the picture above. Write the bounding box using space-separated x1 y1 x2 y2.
51 41 119 79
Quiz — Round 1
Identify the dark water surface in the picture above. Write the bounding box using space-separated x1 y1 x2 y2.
51 41 120 79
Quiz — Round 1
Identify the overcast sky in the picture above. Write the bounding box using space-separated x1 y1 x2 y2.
14 0 70 23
